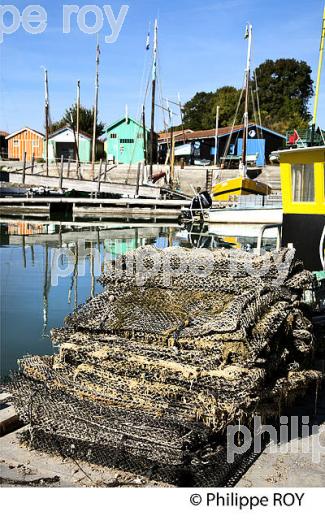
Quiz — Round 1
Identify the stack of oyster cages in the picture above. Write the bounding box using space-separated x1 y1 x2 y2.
11 247 321 486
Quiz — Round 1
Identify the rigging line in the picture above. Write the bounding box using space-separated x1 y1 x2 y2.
126 38 152 176
157 50 169 129
136 33 152 121
250 88 263 161
254 71 264 139
221 84 245 168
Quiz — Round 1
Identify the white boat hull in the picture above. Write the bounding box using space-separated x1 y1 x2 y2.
208 223 280 239
207 208 283 225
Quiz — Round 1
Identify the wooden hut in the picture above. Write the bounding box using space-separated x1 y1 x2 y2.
47 127 103 163
6 127 44 161
0 130 9 159
104 116 151 165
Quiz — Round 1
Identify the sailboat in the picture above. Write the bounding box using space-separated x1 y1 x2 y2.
212 24 271 202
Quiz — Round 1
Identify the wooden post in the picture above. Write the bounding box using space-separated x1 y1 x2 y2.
142 104 147 165
104 160 108 182
135 162 141 197
76 80 80 155
31 153 35 175
44 69 49 176
214 105 220 166
170 132 175 190
97 158 103 195
22 236 27 269
22 151 27 184
92 43 100 180
67 158 71 178
59 155 64 190
70 110 81 179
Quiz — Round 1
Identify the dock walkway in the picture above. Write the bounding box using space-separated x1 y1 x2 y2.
0 197 191 219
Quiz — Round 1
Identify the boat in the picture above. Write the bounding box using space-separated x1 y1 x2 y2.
279 7 325 273
212 24 271 202
279 145 325 272
208 204 283 225
212 176 270 201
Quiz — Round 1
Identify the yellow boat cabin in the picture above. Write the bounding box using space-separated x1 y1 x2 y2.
279 146 325 272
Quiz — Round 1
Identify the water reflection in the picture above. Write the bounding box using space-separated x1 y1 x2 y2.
0 218 281 379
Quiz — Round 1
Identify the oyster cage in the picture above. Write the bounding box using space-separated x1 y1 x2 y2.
9 247 323 487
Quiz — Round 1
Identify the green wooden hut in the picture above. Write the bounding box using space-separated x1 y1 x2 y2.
47 127 101 163
104 116 151 165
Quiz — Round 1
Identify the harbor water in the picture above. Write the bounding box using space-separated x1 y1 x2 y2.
0 218 318 379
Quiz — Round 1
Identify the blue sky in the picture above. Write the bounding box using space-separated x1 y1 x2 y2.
0 0 324 134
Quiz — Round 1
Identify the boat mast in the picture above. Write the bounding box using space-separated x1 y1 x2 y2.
149 19 158 181
92 41 100 180
242 24 252 178
313 6 325 127
44 69 49 176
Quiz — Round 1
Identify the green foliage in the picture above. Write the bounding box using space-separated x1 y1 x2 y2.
182 91 215 130
182 87 243 130
253 58 314 132
182 59 314 133
50 104 105 137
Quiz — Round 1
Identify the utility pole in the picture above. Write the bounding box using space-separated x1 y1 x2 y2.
214 105 220 166
92 42 100 180
149 19 158 181
44 69 49 176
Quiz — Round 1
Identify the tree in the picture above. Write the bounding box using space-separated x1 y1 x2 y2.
182 87 244 130
50 104 105 137
214 86 244 127
253 59 314 130
182 86 247 131
181 58 314 133
182 91 215 130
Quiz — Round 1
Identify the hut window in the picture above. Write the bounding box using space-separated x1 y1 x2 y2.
13 139 19 147
120 139 134 144
292 164 315 202
32 140 38 149
110 133 117 139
